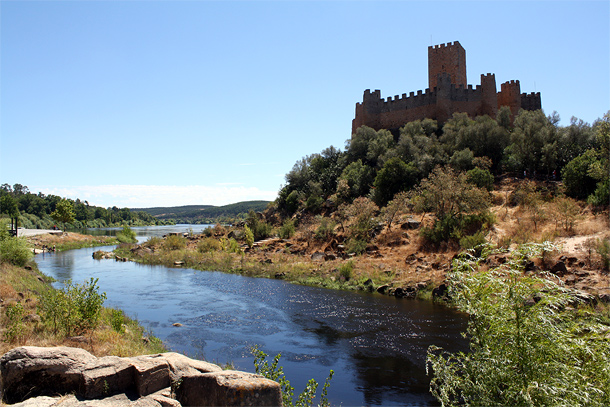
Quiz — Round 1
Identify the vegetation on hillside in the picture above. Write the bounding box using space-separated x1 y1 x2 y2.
133 201 271 224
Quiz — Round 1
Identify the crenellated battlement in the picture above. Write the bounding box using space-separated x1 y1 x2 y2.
353 42 541 134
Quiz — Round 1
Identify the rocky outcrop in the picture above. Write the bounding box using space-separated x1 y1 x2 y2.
0 347 282 407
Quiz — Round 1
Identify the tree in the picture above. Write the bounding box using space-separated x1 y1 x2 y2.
0 194 20 235
427 243 610 406
413 166 490 220
372 157 418 206
51 199 75 232
381 191 411 230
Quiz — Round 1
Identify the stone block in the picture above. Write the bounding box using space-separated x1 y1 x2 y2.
175 371 282 407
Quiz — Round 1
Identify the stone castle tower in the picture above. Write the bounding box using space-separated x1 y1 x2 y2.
352 41 541 135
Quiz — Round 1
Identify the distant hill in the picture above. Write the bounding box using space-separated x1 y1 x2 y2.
132 201 270 223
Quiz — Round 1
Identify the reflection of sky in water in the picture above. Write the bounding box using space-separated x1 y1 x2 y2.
37 234 468 406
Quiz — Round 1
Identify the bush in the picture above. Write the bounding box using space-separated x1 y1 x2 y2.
221 237 242 254
251 346 333 407
109 308 126 333
4 302 26 342
427 243 610 407
198 237 221 253
466 167 494 191
0 236 33 267
116 225 137 243
338 261 354 281
346 238 367 255
421 213 494 246
598 238 610 271
246 210 272 241
164 235 186 251
279 220 296 239
244 225 254 248
38 278 107 336
314 217 335 240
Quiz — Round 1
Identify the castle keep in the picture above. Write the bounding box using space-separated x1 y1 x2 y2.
352 41 541 134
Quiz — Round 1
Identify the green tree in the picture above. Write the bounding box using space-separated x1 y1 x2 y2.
50 199 75 232
337 159 374 201
0 194 20 234
561 149 599 200
372 157 418 206
504 110 557 174
427 243 610 407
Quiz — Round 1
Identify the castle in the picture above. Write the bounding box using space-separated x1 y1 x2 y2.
351 41 541 135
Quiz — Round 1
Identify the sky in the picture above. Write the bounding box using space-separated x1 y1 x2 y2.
1 0 608 208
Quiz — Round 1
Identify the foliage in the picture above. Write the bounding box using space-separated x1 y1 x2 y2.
4 302 26 342
38 278 107 336
244 225 255 248
421 212 494 246
561 149 600 200
427 243 610 407
164 235 186 251
50 199 76 231
413 166 490 220
372 157 419 206
466 167 494 191
109 308 126 333
116 224 137 243
381 191 410 230
314 216 335 240
251 345 333 407
0 236 33 267
278 220 296 239
597 238 610 271
246 210 272 241
553 196 581 232
339 197 379 242
220 237 242 254
338 260 354 280
345 238 368 255
197 237 221 253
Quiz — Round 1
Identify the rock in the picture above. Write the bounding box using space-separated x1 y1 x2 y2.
550 261 568 276
0 346 97 404
400 220 421 230
158 352 222 384
23 313 41 323
172 323 183 327
599 293 610 303
175 371 282 407
324 252 337 261
311 252 325 262
376 285 390 294
432 284 448 299
393 287 405 298
81 355 135 399
274 272 286 279
128 354 171 396
173 261 185 267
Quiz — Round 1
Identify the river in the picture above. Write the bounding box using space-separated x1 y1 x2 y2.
37 225 468 406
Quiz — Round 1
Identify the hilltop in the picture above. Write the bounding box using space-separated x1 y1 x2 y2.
132 200 270 224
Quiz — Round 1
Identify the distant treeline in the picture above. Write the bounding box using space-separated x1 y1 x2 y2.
0 184 172 229
133 201 271 224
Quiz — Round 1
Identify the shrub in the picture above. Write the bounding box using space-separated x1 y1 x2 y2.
598 238 610 271
338 261 354 281
198 237 221 253
459 231 487 250
251 346 333 407
314 217 335 240
279 220 296 239
4 302 26 342
109 308 126 333
164 235 186 251
345 238 367 255
221 237 242 254
144 236 163 247
0 236 33 267
116 225 137 243
246 210 272 241
39 278 107 336
466 167 494 191
427 243 610 407
244 225 254 248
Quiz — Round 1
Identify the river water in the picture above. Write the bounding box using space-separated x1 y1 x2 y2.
37 225 468 406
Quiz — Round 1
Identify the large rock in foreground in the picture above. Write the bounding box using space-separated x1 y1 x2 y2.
0 347 282 407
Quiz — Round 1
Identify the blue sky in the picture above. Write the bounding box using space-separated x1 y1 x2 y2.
1 1 608 208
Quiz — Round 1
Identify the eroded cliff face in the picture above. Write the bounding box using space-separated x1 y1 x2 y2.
0 346 282 407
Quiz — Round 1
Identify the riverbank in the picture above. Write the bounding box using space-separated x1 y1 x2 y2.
0 255 166 358
26 230 119 253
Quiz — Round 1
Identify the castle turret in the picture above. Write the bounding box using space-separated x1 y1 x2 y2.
498 80 522 118
428 41 467 90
